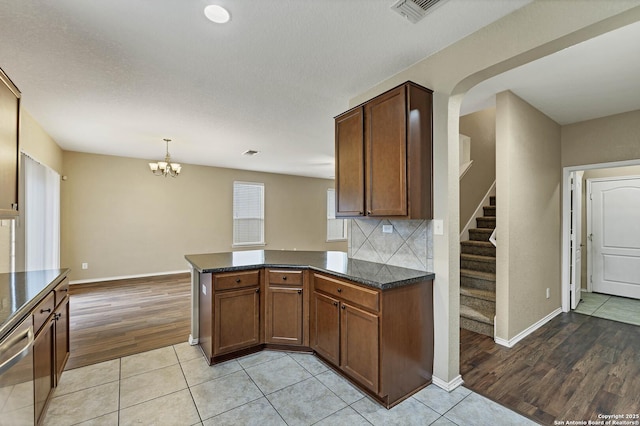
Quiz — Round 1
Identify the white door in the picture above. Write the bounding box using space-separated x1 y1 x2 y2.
570 171 583 309
590 177 640 299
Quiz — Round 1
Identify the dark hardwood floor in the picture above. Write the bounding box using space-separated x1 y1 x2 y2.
461 312 640 425
66 273 191 370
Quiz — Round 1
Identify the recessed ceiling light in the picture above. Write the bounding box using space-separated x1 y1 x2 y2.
204 5 231 24
242 150 260 156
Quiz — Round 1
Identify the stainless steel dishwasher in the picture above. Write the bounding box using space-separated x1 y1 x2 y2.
0 316 35 426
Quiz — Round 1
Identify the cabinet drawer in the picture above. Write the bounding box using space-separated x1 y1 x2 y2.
268 269 303 286
33 291 55 334
54 277 70 307
214 270 260 291
313 274 379 313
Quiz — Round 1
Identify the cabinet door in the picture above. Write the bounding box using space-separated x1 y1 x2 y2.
54 297 70 384
265 286 303 345
213 287 260 355
310 292 340 366
365 86 407 217
33 317 55 425
340 303 379 393
0 71 19 215
335 107 365 217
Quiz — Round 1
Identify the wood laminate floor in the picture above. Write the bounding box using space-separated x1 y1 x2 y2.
66 273 191 370
461 312 640 425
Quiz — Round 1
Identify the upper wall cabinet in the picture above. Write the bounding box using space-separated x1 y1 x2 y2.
334 82 432 219
0 67 20 217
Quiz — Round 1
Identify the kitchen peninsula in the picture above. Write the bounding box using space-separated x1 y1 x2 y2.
185 250 434 408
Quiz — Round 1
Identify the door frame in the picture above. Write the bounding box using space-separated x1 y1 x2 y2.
561 159 640 312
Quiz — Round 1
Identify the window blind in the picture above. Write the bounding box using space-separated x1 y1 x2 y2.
233 182 264 246
24 154 60 271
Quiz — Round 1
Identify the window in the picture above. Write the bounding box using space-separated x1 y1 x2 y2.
327 189 347 241
24 154 60 271
233 181 264 246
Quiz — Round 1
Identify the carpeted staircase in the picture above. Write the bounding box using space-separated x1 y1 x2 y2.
460 196 496 337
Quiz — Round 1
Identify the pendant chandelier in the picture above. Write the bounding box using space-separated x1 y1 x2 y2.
149 138 182 177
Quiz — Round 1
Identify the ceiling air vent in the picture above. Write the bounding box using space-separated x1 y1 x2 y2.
391 0 447 24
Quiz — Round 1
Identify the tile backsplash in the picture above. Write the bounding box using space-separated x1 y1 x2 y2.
348 219 433 272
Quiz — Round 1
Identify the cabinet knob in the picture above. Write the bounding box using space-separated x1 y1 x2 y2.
341 305 346 310
367 211 372 215
236 279 241 283
40 308 51 314
255 288 260 293
297 289 302 294
282 276 287 281
359 211 363 215
333 302 338 307
337 288 342 293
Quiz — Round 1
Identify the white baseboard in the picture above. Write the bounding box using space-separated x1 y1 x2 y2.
432 374 464 392
69 269 190 285
494 307 562 348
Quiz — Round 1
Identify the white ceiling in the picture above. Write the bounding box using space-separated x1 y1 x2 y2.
0 0 531 178
4 2 638 179
461 20 640 124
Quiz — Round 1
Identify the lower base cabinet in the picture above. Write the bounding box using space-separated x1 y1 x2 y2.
310 272 433 407
340 302 379 393
196 267 433 408
33 317 55 425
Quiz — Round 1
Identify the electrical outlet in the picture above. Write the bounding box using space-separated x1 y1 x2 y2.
82 262 88 270
546 288 550 299
382 224 393 233
433 220 444 235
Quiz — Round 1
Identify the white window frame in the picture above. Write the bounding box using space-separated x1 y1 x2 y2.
327 188 347 242
233 181 265 247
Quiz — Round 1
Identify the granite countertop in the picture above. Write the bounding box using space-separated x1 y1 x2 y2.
185 250 434 290
0 269 69 341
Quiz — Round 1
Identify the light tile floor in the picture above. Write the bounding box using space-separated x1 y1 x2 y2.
575 292 640 326
44 344 538 426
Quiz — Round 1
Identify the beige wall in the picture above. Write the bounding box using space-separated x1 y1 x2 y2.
20 109 63 173
459 108 496 232
495 91 561 340
348 2 640 383
561 109 640 168
61 151 346 282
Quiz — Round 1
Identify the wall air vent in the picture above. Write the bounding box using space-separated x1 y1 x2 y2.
391 0 447 24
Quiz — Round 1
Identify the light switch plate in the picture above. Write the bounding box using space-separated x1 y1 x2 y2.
433 220 444 235
382 224 393 233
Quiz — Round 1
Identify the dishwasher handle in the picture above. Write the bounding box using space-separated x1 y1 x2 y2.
0 326 34 375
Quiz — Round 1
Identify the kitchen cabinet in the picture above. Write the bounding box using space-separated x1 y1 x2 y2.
0 67 20 217
53 279 70 384
32 293 56 425
265 269 304 346
310 272 433 407
334 81 432 219
310 273 380 393
310 292 340 366
199 270 262 363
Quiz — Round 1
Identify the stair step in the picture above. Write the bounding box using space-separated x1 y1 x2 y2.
461 286 496 302
476 216 496 229
460 269 496 291
469 228 493 242
483 206 496 217
461 253 496 274
490 196 496 206
461 287 496 313
461 240 496 257
460 305 494 336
